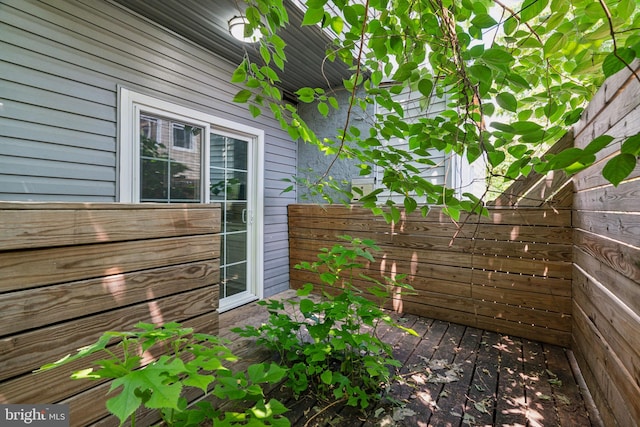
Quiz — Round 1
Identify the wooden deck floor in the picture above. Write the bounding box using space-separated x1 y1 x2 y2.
219 290 600 427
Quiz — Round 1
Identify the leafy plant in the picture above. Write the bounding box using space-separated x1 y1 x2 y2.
232 0 640 214
233 236 417 410
36 322 289 427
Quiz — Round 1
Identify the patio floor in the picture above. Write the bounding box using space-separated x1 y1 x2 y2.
219 290 600 427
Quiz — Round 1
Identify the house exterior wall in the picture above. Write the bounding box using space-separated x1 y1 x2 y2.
0 0 294 297
296 87 372 204
296 84 485 204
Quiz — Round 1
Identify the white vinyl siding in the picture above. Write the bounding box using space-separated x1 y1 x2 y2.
374 85 450 204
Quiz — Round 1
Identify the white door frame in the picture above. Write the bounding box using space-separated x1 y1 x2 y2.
118 87 264 311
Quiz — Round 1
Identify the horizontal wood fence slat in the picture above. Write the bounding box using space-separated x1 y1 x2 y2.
287 204 573 347
0 202 221 426
0 234 220 292
0 202 221 251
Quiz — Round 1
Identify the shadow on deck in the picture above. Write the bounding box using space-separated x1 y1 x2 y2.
219 290 601 427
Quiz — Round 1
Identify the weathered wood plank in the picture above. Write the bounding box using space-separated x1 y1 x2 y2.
462 330 501 425
544 344 593 427
471 270 571 297
576 102 640 166
397 322 469 424
0 203 221 251
0 285 219 384
288 204 573 227
494 335 527 426
573 265 640 393
574 59 640 138
570 62 640 427
362 318 446 427
545 181 574 207
472 284 572 314
521 340 558 426
317 284 573 346
573 210 640 249
475 316 571 348
571 346 618 427
290 242 572 280
474 300 571 332
573 247 640 316
573 153 640 192
0 201 222 427
515 172 572 207
288 218 573 245
573 179 640 212
292 253 571 298
574 228 640 283
0 261 219 336
290 228 573 262
572 303 640 426
0 234 220 292
0 309 219 407
424 325 483 426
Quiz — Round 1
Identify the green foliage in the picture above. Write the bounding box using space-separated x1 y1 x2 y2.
232 0 640 213
36 322 289 427
233 236 417 410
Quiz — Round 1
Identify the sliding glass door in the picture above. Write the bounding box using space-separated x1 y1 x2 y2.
119 88 264 312
210 132 253 307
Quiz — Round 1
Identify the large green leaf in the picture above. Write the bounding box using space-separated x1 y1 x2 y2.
496 92 518 112
543 32 567 57
233 89 252 103
107 357 185 423
418 78 433 97
603 48 636 77
520 0 549 22
603 153 637 186
511 121 543 134
622 134 640 155
583 135 614 154
231 65 246 83
488 151 506 167
482 48 514 66
302 7 325 26
472 14 497 29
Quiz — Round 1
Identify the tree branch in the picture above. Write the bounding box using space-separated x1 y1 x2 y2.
316 0 371 184
598 0 640 84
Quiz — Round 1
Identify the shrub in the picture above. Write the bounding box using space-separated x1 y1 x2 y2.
233 236 417 410
36 322 289 427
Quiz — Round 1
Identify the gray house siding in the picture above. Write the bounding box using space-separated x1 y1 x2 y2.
0 0 295 297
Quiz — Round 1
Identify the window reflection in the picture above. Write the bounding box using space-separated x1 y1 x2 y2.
210 133 250 299
140 113 202 202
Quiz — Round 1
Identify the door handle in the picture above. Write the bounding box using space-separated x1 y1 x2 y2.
242 209 253 225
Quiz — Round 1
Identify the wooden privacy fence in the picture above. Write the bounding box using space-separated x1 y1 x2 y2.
0 202 221 426
288 204 573 347
570 60 640 426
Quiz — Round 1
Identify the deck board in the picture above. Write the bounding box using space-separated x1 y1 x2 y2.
219 290 599 426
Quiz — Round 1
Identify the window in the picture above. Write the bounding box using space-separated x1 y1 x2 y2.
172 123 195 151
118 87 265 311
140 114 202 203
140 115 158 140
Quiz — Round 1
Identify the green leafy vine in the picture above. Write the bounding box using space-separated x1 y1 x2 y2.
232 0 640 215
